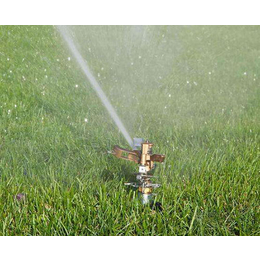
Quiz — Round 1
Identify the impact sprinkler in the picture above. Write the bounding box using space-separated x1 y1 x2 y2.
112 138 165 206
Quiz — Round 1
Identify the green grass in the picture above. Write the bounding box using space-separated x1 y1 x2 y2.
0 25 260 235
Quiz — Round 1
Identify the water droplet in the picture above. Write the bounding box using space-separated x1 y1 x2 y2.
84 118 88 123
75 84 79 88
68 57 71 61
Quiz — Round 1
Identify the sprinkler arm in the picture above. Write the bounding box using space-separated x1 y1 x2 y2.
112 142 165 171
112 145 140 163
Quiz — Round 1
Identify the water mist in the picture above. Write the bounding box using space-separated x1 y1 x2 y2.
56 25 133 148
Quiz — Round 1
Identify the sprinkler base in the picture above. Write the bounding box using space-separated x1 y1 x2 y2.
139 192 153 205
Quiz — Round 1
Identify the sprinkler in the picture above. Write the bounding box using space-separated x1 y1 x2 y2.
112 138 165 206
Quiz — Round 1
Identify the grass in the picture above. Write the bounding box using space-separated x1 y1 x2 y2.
0 25 260 235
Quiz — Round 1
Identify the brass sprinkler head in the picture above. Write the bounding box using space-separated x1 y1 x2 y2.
111 138 165 205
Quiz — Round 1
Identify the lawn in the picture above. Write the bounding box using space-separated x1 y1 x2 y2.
0 25 260 235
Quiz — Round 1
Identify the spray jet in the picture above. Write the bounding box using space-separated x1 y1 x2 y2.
112 138 165 206
57 26 165 206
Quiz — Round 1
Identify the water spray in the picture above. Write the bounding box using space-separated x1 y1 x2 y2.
112 138 165 205
57 26 133 148
57 26 165 206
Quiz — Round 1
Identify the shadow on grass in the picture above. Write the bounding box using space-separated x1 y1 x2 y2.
100 164 136 183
